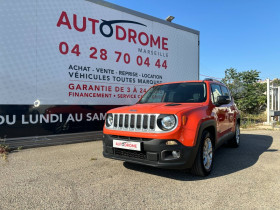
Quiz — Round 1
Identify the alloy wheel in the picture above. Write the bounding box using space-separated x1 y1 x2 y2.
203 138 213 170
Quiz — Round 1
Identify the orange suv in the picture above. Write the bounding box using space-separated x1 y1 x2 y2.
103 79 240 176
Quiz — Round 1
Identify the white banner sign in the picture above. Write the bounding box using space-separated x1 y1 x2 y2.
0 0 199 105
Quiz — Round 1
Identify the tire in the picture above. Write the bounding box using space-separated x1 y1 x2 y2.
228 123 240 148
191 130 214 176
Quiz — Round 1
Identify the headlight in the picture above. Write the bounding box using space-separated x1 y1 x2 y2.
157 114 177 131
105 113 113 127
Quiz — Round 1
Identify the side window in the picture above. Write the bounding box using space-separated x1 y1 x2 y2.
221 86 231 101
211 84 222 104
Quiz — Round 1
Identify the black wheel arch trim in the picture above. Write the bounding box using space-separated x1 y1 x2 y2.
196 119 217 147
186 119 217 167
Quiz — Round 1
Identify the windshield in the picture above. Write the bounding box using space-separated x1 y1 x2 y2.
138 82 207 104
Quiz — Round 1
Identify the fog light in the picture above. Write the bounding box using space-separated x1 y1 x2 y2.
172 151 180 158
166 141 178 145
161 150 181 160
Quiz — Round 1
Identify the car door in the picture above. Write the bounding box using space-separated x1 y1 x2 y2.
210 84 228 139
220 85 235 132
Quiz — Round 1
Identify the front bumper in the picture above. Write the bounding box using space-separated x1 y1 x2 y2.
102 134 199 169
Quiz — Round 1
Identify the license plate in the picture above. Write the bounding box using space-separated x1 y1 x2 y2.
113 140 141 151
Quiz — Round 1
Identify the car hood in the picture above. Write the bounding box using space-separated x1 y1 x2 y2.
108 103 203 115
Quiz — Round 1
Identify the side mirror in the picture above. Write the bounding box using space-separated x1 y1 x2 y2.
217 96 231 105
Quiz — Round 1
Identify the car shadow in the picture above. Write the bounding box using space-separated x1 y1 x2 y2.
123 134 275 181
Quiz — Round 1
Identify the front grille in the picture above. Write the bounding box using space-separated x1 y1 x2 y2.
136 115 142 129
130 115 135 128
119 115 123 127
143 115 148 129
114 114 118 127
114 148 147 159
112 114 157 132
124 114 129 128
150 115 156 129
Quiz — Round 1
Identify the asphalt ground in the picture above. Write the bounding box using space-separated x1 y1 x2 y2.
0 130 279 209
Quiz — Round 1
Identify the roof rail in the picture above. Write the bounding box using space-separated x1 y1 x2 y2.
203 78 213 81
203 78 223 83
